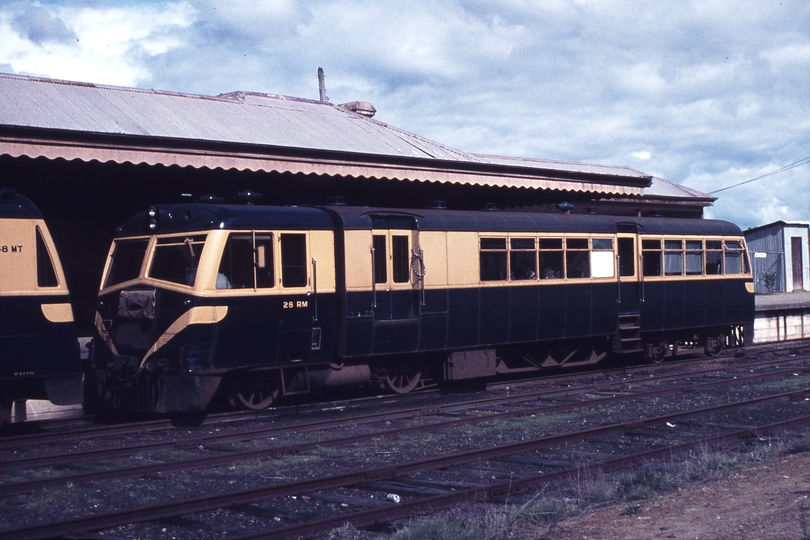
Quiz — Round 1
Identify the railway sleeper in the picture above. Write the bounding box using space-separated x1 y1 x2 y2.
359 478 471 496
306 491 391 509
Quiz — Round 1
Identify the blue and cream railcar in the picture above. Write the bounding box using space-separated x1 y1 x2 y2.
329 207 754 371
0 188 82 424
91 203 338 411
89 202 755 413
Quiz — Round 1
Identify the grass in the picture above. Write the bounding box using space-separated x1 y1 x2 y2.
391 519 481 540
353 434 810 540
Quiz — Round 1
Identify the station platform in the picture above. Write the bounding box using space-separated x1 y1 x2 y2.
754 291 810 343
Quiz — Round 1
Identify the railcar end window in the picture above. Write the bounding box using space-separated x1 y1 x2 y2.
664 240 684 276
510 238 537 280
591 238 615 278
724 240 744 275
480 237 507 281
35 226 58 287
566 238 590 279
149 235 207 286
104 238 149 288
281 233 308 287
642 239 662 277
539 238 563 279
685 240 704 275
706 241 723 274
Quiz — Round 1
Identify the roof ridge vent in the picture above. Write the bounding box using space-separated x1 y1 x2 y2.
339 101 376 118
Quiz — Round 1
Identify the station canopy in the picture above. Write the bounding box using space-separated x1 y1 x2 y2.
0 72 658 197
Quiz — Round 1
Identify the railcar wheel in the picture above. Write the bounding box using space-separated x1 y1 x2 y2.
230 374 280 410
383 359 421 394
645 341 668 364
704 335 724 357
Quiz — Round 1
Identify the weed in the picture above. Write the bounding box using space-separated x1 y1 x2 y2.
516 497 580 524
391 518 482 540
677 445 740 480
618 468 673 499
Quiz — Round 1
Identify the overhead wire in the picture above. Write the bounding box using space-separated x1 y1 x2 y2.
708 156 810 194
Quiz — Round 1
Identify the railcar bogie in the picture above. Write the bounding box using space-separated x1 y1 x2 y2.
88 201 755 414
0 188 83 425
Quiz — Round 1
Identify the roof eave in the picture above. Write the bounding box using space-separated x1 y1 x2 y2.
0 125 650 196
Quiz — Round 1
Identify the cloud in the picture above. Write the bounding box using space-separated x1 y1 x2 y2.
13 6 77 46
0 0 807 229
0 1 194 85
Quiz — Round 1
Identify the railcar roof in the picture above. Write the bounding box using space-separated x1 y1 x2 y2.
114 203 334 237
0 189 42 219
325 206 744 236
115 203 743 237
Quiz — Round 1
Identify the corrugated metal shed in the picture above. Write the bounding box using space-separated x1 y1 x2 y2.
745 221 810 293
0 72 654 195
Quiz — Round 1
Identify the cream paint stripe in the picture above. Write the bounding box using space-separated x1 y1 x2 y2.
40 303 74 323
140 306 228 367
95 311 120 357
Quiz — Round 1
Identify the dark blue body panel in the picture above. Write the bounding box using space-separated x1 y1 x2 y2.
0 296 81 383
341 282 624 357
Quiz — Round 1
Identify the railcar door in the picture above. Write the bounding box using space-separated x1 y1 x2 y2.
617 234 641 315
614 229 643 354
369 215 421 354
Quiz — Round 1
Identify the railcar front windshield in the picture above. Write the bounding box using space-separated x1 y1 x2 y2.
148 235 207 286
103 234 209 289
104 238 149 288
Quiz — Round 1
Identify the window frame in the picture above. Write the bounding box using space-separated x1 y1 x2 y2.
371 229 414 287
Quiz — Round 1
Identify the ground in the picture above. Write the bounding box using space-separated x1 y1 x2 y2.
549 451 810 540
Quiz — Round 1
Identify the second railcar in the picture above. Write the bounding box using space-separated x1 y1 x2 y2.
0 188 82 425
87 202 755 413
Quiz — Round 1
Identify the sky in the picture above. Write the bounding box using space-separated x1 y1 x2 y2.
0 0 808 230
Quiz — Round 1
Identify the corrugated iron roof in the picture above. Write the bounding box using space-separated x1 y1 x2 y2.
0 72 658 195
644 176 715 200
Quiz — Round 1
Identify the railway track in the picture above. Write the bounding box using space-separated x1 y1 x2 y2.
1 336 806 445
0 352 807 474
1 345 809 539
2 384 809 539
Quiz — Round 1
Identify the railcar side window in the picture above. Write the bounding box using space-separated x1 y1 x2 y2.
743 245 751 274
724 240 744 275
566 238 590 279
372 235 387 284
685 240 704 275
664 240 684 276
104 238 149 288
706 241 723 274
149 235 207 286
539 238 563 279
281 233 308 287
35 226 58 287
590 238 615 278
642 239 662 276
217 233 274 289
392 235 410 283
480 237 507 281
510 238 537 280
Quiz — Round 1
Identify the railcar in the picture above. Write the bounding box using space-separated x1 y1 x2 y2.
87 200 755 413
0 188 82 425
